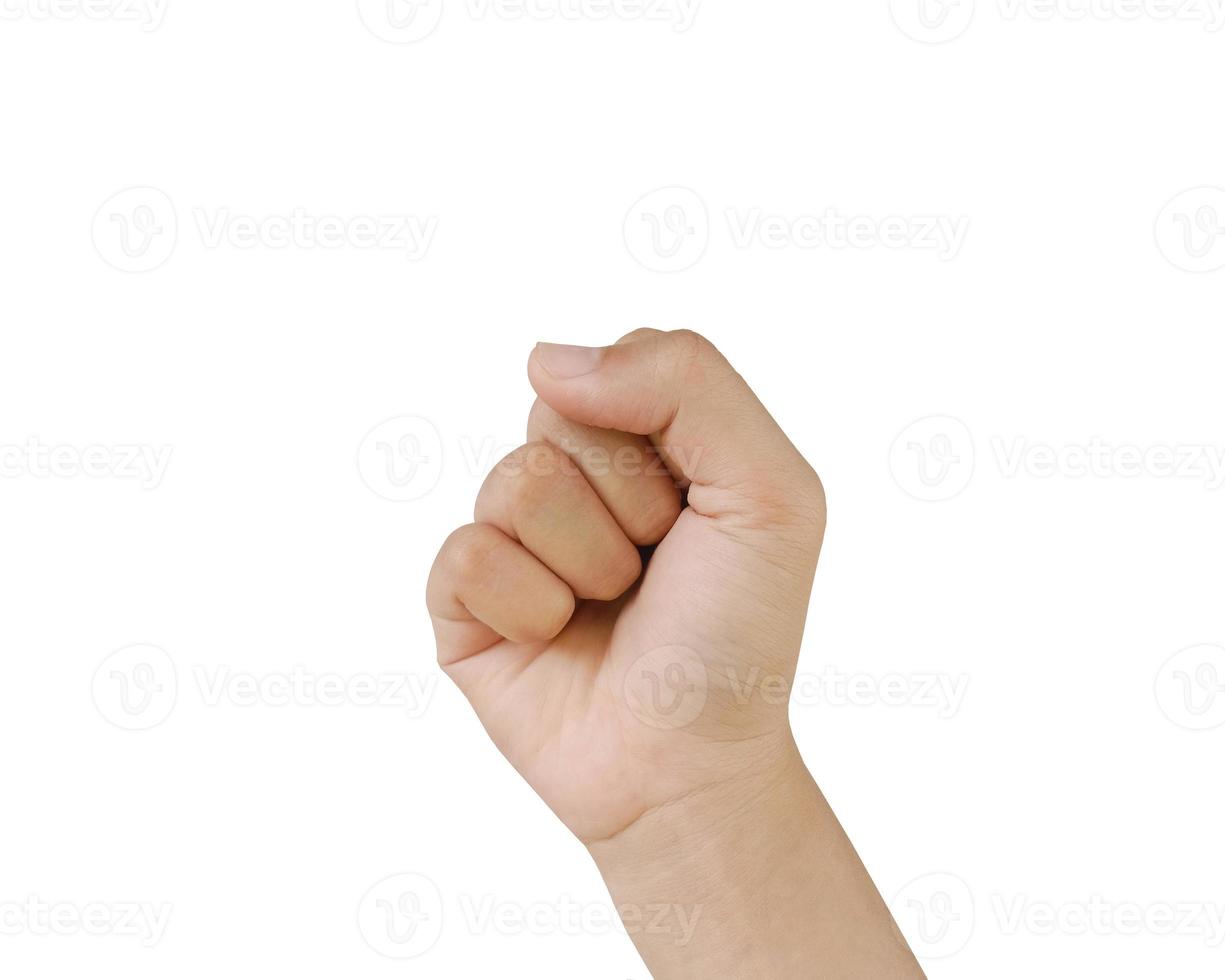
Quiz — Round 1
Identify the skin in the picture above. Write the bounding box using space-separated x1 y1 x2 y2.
427 329 925 979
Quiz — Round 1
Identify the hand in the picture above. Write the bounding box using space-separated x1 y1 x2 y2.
427 329 923 978
428 328 824 842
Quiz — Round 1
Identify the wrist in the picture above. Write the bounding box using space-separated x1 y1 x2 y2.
586 735 923 979
585 735 820 959
587 731 813 865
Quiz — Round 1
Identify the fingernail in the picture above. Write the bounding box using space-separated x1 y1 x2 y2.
534 343 603 379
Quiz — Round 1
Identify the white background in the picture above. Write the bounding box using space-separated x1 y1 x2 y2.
2 1 1223 977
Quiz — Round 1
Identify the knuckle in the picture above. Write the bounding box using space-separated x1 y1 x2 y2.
481 441 577 514
667 328 716 366
525 398 559 441
616 326 664 346
626 491 682 545
668 327 713 353
729 466 827 547
589 545 642 601
665 329 730 391
443 524 497 582
540 588 577 637
798 464 828 526
779 468 828 552
506 441 577 509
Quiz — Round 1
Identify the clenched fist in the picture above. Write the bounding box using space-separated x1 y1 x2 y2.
427 329 922 979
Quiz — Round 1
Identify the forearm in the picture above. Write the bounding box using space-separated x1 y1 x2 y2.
588 739 925 980
432 331 920 977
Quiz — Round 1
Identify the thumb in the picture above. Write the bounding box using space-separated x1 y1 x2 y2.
527 329 825 533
